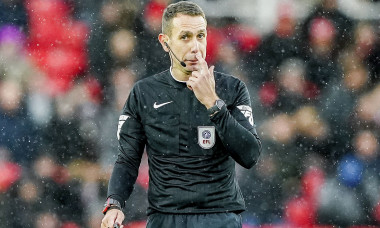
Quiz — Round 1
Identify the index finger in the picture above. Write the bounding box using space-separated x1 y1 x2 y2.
195 52 208 69
104 213 117 228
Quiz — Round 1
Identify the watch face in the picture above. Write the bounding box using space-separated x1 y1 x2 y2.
216 100 225 109
105 198 121 208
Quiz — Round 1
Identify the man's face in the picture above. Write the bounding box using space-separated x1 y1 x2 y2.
167 14 207 72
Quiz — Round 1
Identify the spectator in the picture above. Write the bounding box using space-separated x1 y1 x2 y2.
108 29 146 78
317 129 380 226
244 1 303 86
0 80 38 165
259 58 318 114
87 0 141 87
305 17 343 90
98 67 137 168
136 0 171 78
318 45 371 158
351 22 380 84
239 154 283 225
355 83 380 128
301 0 354 54
40 77 102 164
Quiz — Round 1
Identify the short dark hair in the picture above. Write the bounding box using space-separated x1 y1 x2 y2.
162 1 206 36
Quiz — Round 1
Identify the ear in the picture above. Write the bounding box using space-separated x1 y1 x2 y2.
158 33 169 52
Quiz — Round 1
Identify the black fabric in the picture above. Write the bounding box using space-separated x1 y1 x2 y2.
107 69 261 215
146 212 242 228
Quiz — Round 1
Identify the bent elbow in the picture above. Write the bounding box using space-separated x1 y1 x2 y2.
242 138 261 169
241 158 257 169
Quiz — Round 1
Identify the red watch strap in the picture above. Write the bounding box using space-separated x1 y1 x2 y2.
103 205 121 214
103 198 122 214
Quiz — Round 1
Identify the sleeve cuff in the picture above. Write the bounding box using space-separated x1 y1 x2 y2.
107 195 125 208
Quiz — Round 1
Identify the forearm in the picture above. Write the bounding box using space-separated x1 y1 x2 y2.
107 159 139 208
210 105 262 169
107 118 145 208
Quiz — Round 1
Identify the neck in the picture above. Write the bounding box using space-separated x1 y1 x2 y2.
171 65 191 82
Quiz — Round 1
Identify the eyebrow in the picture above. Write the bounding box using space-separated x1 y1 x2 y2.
179 29 207 35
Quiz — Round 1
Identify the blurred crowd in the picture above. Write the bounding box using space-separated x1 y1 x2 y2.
0 0 379 227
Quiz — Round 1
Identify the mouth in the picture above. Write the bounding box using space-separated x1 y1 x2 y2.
186 59 198 64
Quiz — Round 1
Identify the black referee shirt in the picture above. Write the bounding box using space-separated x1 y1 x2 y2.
108 69 261 215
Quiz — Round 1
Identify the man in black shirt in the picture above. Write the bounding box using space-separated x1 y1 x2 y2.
101 2 262 228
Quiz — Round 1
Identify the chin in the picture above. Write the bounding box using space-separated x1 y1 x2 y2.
186 65 200 72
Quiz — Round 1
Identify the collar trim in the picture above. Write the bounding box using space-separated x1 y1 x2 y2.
170 67 187 83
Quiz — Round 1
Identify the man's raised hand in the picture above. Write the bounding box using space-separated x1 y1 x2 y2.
186 53 218 109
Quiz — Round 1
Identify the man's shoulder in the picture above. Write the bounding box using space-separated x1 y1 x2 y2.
141 70 170 84
214 71 236 79
214 71 244 87
134 70 170 88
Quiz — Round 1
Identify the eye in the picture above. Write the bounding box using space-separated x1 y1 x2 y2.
181 35 188 40
197 33 205 39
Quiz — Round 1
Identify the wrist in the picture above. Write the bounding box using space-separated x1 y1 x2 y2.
108 205 122 212
103 198 122 215
204 96 219 109
207 99 225 116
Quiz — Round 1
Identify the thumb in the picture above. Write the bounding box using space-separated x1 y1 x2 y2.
208 65 215 78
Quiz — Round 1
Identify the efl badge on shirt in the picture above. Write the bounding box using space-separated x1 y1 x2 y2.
198 126 215 149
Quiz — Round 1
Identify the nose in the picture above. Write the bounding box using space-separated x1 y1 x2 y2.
190 38 200 54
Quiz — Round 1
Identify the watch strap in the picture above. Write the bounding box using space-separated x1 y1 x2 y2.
207 105 219 116
103 198 122 215
207 99 225 116
103 205 121 215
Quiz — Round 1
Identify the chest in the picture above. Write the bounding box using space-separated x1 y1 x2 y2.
139 86 230 155
140 87 217 127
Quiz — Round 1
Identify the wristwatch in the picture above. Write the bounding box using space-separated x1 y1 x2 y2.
207 99 225 116
102 198 122 215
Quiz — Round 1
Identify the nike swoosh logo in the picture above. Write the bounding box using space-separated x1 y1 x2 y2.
153 101 173 109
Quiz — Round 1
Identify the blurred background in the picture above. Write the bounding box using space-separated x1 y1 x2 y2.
0 0 379 227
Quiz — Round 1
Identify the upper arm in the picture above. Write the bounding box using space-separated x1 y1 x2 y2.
116 85 146 170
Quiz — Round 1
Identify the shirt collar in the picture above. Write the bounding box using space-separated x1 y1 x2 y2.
170 67 187 83
160 67 187 89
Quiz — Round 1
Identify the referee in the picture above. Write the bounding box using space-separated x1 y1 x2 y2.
101 1 262 228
